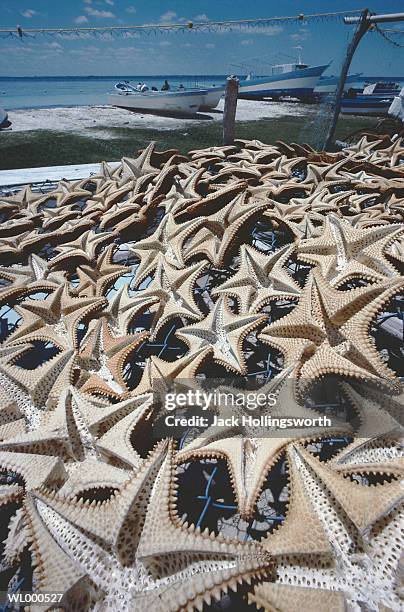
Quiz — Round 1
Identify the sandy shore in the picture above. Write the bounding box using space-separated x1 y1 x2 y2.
6 99 314 138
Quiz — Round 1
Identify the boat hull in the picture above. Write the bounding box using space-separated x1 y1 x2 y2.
314 73 362 95
108 89 207 114
341 96 394 116
199 86 224 109
238 64 329 100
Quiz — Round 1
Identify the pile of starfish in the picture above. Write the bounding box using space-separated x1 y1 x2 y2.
0 135 403 611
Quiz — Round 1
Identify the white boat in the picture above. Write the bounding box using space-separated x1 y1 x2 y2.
237 62 329 101
108 83 210 115
199 86 224 109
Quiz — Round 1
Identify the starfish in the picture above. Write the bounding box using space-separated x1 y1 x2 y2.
0 217 35 239
176 365 351 515
40 203 81 231
181 182 247 218
6 283 105 352
176 296 266 373
212 244 300 313
253 443 404 611
96 393 155 469
300 158 350 191
0 254 65 302
32 442 272 610
132 347 211 397
163 167 206 215
0 384 102 461
119 255 206 340
129 213 203 284
0 185 51 212
259 269 404 392
47 180 92 208
297 214 403 285
113 143 161 183
0 344 76 429
98 196 143 230
78 318 148 399
143 163 179 206
74 246 127 298
184 194 267 268
329 383 404 471
50 229 116 269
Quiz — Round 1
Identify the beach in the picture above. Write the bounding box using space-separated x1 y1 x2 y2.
6 98 315 135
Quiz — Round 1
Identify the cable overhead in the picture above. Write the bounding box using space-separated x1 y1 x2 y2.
0 10 363 40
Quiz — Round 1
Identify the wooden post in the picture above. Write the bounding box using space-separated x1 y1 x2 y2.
323 8 370 151
223 76 239 145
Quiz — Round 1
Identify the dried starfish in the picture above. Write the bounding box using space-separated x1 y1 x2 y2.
212 244 300 313
176 296 266 373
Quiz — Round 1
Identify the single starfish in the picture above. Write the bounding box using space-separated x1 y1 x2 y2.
297 213 403 285
78 318 148 399
0 254 65 302
212 244 300 313
51 229 116 269
176 296 266 373
8 283 106 351
74 245 127 298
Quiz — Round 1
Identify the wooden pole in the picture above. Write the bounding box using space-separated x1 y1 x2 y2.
323 8 370 151
223 76 239 145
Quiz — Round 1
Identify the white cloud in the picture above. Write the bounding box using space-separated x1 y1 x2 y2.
290 30 310 42
44 41 63 49
205 43 215 49
159 11 177 23
84 0 92 4
105 0 114 5
194 14 209 22
85 7 116 18
20 9 38 18
74 15 89 24
241 39 254 45
126 5 136 14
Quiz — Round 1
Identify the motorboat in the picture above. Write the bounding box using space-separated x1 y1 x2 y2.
108 82 223 114
341 82 401 116
237 61 329 101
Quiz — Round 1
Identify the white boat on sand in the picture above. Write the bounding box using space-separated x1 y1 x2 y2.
199 86 224 110
108 82 223 115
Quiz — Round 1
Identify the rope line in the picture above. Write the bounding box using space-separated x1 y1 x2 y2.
374 23 404 47
0 10 363 40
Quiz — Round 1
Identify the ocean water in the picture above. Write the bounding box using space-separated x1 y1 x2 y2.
0 75 227 110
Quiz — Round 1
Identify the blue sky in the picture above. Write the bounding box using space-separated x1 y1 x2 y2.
0 1 403 76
